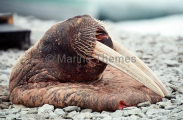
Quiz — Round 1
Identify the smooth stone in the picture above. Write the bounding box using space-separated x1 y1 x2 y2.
6 114 20 120
153 116 168 120
38 113 50 119
126 108 141 115
0 74 8 81
51 117 65 120
101 111 111 115
178 88 183 94
165 95 176 100
22 114 47 120
92 114 110 119
177 111 183 117
74 112 93 119
146 109 170 116
21 108 30 111
27 108 38 114
169 84 178 90
136 113 146 118
122 110 129 117
102 116 112 120
63 106 80 112
49 111 58 119
81 109 93 113
164 60 180 67
156 100 172 108
137 101 151 107
20 110 28 114
140 107 149 113
165 105 177 110
146 109 160 116
11 104 26 109
11 108 21 114
38 104 54 114
66 111 78 118
142 55 152 60
176 94 183 104
54 108 66 117
162 98 168 102
110 110 123 117
0 111 5 117
123 107 137 110
112 118 121 120
169 84 183 94
130 114 139 119
92 112 100 114
171 106 183 113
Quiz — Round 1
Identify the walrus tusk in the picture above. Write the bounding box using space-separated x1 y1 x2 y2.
112 40 169 96
92 41 165 97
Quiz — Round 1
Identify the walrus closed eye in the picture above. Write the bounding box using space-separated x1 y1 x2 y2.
9 15 169 112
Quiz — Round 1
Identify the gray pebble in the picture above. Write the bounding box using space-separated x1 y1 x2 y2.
110 110 123 117
130 114 140 119
102 116 113 120
11 108 21 114
54 108 66 117
140 107 149 113
153 116 168 120
6 114 20 120
165 60 180 67
165 105 177 110
11 104 26 109
27 108 38 114
136 113 146 118
137 101 151 107
0 111 5 117
74 112 93 119
101 111 111 115
66 111 78 118
123 106 137 110
126 108 141 115
38 104 54 114
146 109 160 116
49 111 58 119
162 98 168 102
63 106 80 112
81 109 93 113
20 110 28 114
92 113 110 119
156 100 172 108
112 117 121 120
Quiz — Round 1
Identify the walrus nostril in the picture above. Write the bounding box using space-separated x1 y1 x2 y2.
96 28 113 49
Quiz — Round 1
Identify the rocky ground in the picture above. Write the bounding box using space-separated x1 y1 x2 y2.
0 14 183 120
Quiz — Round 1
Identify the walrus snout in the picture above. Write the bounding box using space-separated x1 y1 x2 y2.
96 27 113 49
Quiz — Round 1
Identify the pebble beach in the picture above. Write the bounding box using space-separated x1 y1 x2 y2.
0 14 183 120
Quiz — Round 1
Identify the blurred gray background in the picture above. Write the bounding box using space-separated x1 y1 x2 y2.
1 0 183 44
1 0 183 21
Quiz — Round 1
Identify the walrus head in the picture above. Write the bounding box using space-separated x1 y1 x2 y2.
40 15 168 97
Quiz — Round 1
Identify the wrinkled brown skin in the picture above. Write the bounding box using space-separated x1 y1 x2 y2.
9 15 162 112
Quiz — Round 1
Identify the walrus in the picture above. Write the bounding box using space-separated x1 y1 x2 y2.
9 15 169 112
